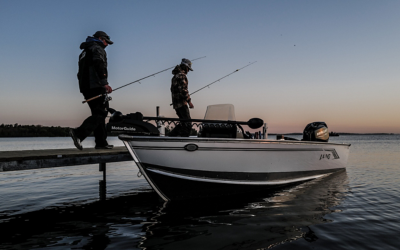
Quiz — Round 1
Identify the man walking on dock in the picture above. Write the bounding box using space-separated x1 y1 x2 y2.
70 31 114 150
169 58 194 137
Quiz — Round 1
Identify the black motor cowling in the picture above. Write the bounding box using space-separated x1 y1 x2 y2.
106 111 159 136
302 122 329 142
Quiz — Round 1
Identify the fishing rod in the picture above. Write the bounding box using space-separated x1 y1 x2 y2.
170 61 257 105
190 61 257 96
82 56 206 104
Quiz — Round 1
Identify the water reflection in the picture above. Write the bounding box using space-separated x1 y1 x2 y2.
140 170 349 249
0 170 349 249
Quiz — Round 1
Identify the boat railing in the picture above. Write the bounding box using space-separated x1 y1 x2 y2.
142 116 264 139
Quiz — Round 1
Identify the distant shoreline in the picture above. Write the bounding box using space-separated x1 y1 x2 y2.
0 124 398 137
0 125 70 137
277 133 398 135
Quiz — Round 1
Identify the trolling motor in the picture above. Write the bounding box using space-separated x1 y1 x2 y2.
106 109 160 136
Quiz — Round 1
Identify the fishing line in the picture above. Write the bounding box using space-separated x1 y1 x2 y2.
189 61 257 96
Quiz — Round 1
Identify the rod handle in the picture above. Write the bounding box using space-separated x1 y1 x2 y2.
82 94 102 104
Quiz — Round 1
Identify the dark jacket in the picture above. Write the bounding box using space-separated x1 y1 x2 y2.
77 37 108 93
171 65 190 109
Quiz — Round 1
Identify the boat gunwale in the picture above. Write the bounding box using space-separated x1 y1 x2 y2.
118 134 351 147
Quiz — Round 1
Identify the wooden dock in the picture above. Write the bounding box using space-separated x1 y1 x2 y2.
0 146 132 172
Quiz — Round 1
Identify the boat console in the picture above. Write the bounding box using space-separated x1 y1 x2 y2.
198 104 246 139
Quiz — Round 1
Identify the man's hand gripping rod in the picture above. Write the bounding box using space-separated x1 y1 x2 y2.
82 56 206 104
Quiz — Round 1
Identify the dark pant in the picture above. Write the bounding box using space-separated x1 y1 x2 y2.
169 105 192 137
75 88 109 146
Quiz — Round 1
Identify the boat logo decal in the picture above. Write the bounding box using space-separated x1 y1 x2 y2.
320 149 340 160
184 144 199 152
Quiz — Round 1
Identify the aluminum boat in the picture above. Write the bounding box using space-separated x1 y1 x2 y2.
109 104 351 201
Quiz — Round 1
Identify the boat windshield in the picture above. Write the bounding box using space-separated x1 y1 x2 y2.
204 104 236 121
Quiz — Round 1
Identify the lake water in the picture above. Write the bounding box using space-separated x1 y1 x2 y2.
0 135 399 249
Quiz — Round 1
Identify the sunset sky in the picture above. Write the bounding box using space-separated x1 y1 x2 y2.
1 1 399 133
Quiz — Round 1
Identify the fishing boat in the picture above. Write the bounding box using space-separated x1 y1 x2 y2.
107 104 351 201
329 131 340 136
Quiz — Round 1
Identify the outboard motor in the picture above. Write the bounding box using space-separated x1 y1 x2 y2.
302 122 329 142
106 110 159 136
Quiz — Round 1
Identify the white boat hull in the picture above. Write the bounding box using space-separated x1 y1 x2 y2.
120 135 350 201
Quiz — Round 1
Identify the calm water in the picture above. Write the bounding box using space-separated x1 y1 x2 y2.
0 135 399 249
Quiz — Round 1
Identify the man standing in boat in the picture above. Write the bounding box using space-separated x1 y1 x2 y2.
69 31 114 150
169 58 194 137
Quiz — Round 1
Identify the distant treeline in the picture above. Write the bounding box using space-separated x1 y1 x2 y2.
0 124 197 137
282 133 396 135
0 124 70 137
0 124 394 137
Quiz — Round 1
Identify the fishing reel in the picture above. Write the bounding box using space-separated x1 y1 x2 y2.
104 94 112 104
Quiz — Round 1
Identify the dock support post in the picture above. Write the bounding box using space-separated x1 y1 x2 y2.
99 162 106 201
99 162 106 181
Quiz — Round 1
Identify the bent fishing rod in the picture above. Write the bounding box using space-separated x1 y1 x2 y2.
82 56 206 104
170 61 257 105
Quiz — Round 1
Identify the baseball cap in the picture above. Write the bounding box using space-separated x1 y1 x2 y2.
93 31 114 45
181 58 193 71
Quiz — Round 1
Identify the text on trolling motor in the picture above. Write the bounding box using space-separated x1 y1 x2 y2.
111 126 136 131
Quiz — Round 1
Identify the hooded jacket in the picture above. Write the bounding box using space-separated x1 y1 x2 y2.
77 37 108 93
171 65 190 109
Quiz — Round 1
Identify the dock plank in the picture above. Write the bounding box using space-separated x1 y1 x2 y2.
0 146 132 172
